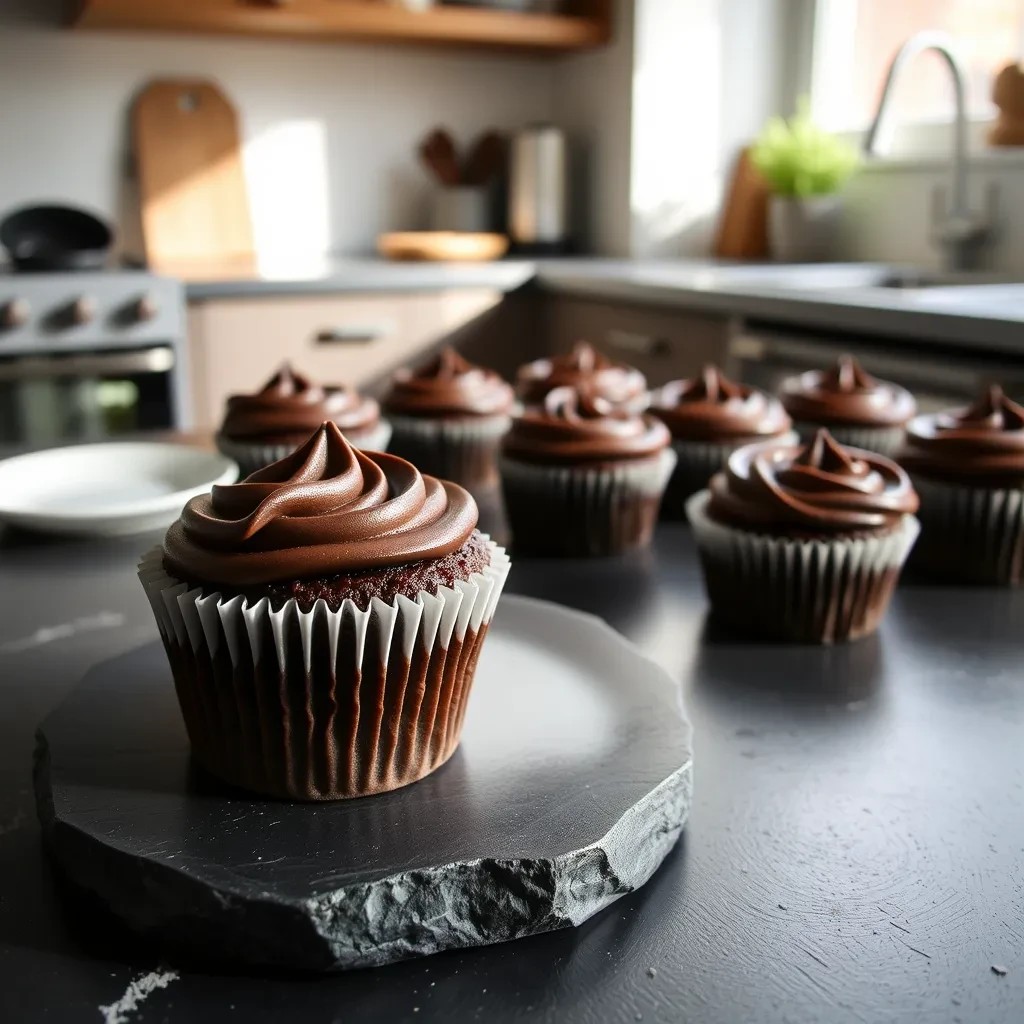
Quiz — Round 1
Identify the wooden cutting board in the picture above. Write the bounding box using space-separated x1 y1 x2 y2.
133 79 254 275
713 146 770 260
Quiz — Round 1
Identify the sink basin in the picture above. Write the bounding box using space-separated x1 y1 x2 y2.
688 263 1021 293
864 270 1022 290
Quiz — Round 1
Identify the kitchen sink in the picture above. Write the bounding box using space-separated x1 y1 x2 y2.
866 269 1022 289
694 263 1022 293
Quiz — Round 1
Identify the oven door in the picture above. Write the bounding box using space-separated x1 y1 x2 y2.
0 346 176 446
730 325 1024 413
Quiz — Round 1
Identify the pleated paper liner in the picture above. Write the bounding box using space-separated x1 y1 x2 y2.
500 448 676 557
138 538 510 801
908 475 1024 585
386 413 512 491
686 490 919 644
661 432 798 520
216 419 394 478
792 421 906 458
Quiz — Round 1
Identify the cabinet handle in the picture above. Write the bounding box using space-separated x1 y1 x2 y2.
605 328 671 358
315 325 392 345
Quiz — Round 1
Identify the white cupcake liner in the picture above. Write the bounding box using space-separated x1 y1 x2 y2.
216 419 393 478
662 431 799 519
137 537 510 800
386 413 512 489
909 474 1024 585
792 421 906 458
686 489 919 643
500 448 676 557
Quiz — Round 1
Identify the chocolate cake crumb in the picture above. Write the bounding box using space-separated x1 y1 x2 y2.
233 530 492 612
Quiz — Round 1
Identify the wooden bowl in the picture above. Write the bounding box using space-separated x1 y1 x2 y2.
377 231 509 262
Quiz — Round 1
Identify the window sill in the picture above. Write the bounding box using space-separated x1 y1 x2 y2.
858 148 1024 173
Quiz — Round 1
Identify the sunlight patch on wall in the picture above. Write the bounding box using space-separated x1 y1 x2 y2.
630 0 723 257
245 119 331 271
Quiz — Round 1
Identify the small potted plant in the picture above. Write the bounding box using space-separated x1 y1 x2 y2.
752 101 859 262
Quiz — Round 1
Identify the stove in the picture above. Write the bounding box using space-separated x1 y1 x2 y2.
0 268 188 446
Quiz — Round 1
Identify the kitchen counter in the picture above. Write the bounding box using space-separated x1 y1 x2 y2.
2 524 1023 1023
185 258 1024 355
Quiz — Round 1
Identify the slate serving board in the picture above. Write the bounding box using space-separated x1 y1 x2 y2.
34 595 693 971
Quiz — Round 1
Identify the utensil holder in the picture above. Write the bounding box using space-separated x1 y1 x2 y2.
430 187 490 233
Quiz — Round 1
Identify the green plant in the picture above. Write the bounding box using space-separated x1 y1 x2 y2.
752 100 859 198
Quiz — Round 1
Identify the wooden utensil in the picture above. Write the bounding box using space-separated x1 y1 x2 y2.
713 145 769 260
462 131 506 186
378 231 508 262
418 128 461 187
132 78 254 275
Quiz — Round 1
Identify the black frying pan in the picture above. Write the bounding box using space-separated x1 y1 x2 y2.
0 204 114 271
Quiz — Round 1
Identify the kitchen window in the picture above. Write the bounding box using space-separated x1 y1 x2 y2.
809 0 1024 132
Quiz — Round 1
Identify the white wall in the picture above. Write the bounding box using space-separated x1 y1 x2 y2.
552 0 636 256
629 0 788 258
837 155 1024 273
0 0 554 259
553 0 792 259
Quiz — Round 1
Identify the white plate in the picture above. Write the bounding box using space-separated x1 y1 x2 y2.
0 442 237 536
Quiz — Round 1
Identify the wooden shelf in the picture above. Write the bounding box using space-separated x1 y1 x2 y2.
71 0 612 54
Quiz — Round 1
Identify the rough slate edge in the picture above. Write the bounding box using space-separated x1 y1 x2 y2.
34 738 691 972
32 598 694 973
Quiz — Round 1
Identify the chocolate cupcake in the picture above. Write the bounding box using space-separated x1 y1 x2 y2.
383 347 514 491
516 341 648 411
138 422 510 801
501 385 675 557
687 429 919 643
216 363 391 476
779 355 916 456
900 385 1024 585
650 364 795 516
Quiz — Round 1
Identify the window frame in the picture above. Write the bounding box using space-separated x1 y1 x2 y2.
804 0 1011 141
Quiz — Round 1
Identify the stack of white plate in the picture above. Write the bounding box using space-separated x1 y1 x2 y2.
0 442 237 537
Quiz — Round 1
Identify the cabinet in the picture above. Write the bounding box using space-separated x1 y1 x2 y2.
71 0 612 55
186 289 503 431
543 296 736 389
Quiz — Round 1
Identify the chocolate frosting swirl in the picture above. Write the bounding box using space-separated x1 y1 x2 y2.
164 422 478 586
502 386 670 465
384 347 514 418
901 385 1024 485
516 341 648 408
651 365 792 441
220 363 380 441
780 355 916 427
708 428 918 533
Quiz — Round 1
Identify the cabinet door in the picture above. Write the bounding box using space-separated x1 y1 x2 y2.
543 297 736 388
187 289 502 431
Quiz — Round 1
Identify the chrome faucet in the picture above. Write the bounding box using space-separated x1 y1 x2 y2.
864 31 994 271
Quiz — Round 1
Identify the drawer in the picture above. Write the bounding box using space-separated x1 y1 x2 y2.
543 297 736 389
187 289 502 431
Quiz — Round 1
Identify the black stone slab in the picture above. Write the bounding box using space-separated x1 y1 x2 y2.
33 594 692 972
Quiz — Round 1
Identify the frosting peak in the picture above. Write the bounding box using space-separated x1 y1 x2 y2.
384 347 514 418
261 362 317 398
503 385 670 465
901 385 1024 485
961 384 1024 431
830 355 880 393
651 365 792 441
780 355 916 427
220 363 380 441
708 429 918 533
164 422 477 586
516 341 648 409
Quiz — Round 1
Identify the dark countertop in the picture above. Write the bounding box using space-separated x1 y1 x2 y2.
183 258 1024 354
2 524 1023 1023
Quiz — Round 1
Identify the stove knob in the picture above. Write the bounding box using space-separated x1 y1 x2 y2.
133 293 159 322
0 298 30 329
69 296 96 326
